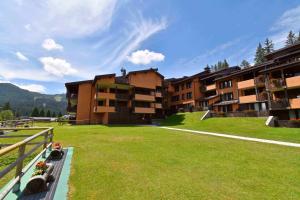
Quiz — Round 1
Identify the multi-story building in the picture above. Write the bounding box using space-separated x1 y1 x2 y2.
65 68 164 124
65 42 300 124
263 42 300 120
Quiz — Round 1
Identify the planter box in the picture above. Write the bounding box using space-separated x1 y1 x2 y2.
25 163 54 194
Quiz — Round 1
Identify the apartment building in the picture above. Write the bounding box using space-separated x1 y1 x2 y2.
65 43 300 124
165 70 210 112
262 43 300 120
65 68 164 124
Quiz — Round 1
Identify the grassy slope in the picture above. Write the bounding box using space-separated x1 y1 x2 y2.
48 123 300 199
161 112 300 143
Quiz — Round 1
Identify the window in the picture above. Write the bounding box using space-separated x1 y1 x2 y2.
186 92 192 99
109 100 115 107
182 94 185 100
98 100 105 106
219 80 232 89
175 85 179 92
186 82 192 89
172 95 179 102
220 92 233 101
181 84 185 90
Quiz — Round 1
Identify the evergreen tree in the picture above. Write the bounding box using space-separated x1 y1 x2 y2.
254 43 266 65
240 60 251 68
31 107 39 117
46 110 51 117
223 59 229 68
3 102 11 110
217 61 222 70
58 112 62 117
39 109 45 117
286 30 296 46
52 112 56 117
264 38 274 54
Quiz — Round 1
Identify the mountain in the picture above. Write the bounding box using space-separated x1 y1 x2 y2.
0 83 67 116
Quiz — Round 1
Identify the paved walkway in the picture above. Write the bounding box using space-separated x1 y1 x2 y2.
159 126 300 148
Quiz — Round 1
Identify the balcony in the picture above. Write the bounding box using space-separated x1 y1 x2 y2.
96 92 115 99
115 106 130 113
134 94 155 102
289 98 300 109
94 106 115 113
269 79 286 91
270 99 289 110
116 93 129 100
257 92 268 101
206 84 216 91
134 107 155 114
238 79 255 90
255 75 265 87
239 95 256 104
155 103 162 109
286 76 300 89
155 92 162 98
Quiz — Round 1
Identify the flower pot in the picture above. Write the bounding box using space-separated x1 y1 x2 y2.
25 163 54 194
49 148 64 160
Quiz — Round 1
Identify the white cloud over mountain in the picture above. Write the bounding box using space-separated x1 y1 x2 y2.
127 49 165 65
39 57 77 77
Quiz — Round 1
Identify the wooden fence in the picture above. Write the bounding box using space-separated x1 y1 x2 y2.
0 127 53 200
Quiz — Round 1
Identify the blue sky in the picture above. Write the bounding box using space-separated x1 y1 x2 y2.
0 0 300 94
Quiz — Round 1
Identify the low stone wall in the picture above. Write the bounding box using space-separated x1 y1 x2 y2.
211 111 269 118
276 120 300 128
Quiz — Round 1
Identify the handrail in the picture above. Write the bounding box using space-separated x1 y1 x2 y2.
0 127 54 199
0 128 52 156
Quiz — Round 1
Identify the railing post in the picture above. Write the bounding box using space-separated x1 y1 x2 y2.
42 131 49 158
12 144 26 193
49 129 53 151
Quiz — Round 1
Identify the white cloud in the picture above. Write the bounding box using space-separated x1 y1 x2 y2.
42 38 63 51
270 5 300 48
39 57 77 77
16 51 29 61
99 16 167 68
127 49 165 65
17 84 46 93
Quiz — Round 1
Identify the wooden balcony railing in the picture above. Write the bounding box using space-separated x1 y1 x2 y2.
96 92 115 100
238 79 255 90
94 106 115 113
286 75 300 89
206 84 216 91
289 98 300 109
269 79 286 91
0 127 53 198
239 95 256 103
270 99 289 110
134 94 155 102
134 107 155 114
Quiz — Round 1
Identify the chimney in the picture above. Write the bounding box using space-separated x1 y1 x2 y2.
121 67 126 77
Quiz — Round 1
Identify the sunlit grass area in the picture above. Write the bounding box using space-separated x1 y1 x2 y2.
161 112 300 143
1 119 300 199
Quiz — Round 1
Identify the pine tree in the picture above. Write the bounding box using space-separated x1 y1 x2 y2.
240 60 251 68
46 110 51 117
286 30 296 46
31 107 39 117
3 102 11 110
254 43 266 65
264 38 274 54
39 109 45 117
223 59 229 68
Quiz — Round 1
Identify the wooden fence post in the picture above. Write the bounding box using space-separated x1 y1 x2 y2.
42 131 48 158
12 144 26 193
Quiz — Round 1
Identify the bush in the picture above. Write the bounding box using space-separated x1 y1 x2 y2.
0 110 14 121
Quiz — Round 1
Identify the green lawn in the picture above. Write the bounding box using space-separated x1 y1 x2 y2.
1 119 300 199
161 112 300 143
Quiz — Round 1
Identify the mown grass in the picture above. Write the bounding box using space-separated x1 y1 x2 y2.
1 120 300 199
44 123 300 199
161 112 300 143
